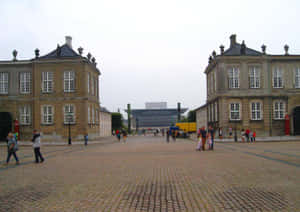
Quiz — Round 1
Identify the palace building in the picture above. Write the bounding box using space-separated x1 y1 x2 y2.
0 36 102 141
197 34 300 136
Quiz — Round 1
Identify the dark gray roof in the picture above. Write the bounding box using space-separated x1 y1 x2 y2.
38 44 81 59
223 43 262 56
100 107 111 113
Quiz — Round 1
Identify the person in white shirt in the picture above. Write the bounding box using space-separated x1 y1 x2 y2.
32 130 45 163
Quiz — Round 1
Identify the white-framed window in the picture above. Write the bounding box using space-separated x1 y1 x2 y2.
208 104 211 122
96 109 99 124
273 68 283 88
42 72 53 93
249 66 260 88
274 101 285 120
19 105 31 125
20 72 31 94
64 71 75 92
230 103 240 120
228 67 239 88
64 104 75 124
214 71 217 91
295 68 300 88
0 72 8 94
41 105 54 124
210 74 214 94
88 106 91 124
87 72 90 94
215 102 218 122
96 78 99 97
91 76 94 96
92 107 95 124
94 78 97 96
212 104 215 122
251 102 262 120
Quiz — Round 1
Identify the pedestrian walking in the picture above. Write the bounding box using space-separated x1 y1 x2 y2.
32 130 44 163
166 129 170 143
172 130 176 141
229 127 233 138
208 125 214 150
84 134 88 146
116 129 121 141
241 129 245 142
196 128 202 151
253 131 256 142
245 128 250 142
249 131 254 143
122 130 127 143
200 126 207 151
218 128 223 139
6 132 19 165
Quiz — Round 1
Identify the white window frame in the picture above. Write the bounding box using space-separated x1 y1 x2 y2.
64 71 75 92
249 66 260 88
230 103 241 120
250 102 262 120
87 72 90 94
64 104 75 124
96 109 99 124
214 71 217 91
92 106 95 124
0 72 8 94
295 68 300 88
215 102 218 122
19 105 31 125
273 68 283 88
274 101 285 120
88 106 91 124
91 75 94 96
20 72 31 94
41 105 54 124
42 72 54 93
228 67 239 88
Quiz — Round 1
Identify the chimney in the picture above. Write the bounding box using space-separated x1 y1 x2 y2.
65 36 72 48
230 34 237 47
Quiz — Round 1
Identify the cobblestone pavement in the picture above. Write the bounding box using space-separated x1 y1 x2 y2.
0 136 299 212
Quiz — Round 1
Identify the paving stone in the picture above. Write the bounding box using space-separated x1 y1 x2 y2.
0 136 299 211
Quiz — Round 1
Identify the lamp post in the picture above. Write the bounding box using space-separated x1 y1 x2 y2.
67 114 72 145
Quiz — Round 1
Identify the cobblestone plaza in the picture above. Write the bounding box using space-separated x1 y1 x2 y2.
0 137 300 211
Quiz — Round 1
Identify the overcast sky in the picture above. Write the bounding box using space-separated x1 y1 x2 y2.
1 0 300 114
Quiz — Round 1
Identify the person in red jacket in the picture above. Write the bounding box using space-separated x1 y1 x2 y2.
245 129 250 142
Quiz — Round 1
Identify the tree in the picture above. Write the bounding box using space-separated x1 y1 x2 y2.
111 112 123 130
187 110 196 122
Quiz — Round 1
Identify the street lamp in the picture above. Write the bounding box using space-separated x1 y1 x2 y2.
67 114 72 145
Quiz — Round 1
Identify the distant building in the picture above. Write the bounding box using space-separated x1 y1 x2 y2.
100 107 112 137
145 102 167 109
0 36 101 141
197 34 300 136
130 103 187 128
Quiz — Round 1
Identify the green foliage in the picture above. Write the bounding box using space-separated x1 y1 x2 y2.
111 112 123 130
187 110 196 122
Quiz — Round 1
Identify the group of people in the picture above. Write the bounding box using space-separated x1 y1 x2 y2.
4 130 44 166
114 129 128 142
241 128 256 142
196 125 215 151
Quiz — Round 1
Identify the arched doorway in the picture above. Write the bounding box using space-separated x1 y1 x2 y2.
293 107 300 135
0 112 12 141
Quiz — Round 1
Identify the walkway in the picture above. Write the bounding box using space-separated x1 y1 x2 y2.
0 136 299 211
